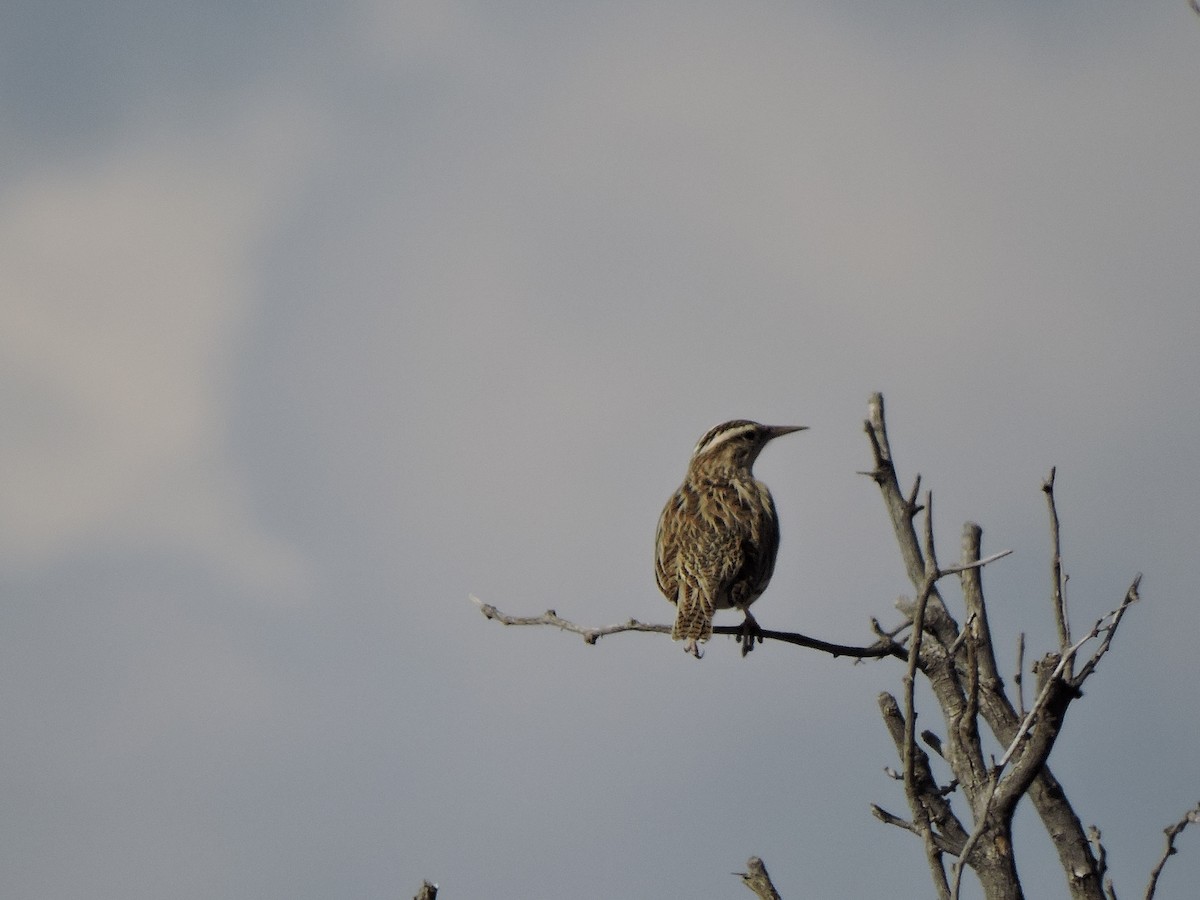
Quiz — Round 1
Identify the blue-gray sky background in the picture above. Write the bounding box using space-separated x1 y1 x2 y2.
3 3 1198 898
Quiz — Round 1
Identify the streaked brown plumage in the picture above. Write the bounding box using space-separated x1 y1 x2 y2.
655 420 805 657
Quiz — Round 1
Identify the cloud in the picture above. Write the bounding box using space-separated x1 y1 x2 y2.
0 86 325 597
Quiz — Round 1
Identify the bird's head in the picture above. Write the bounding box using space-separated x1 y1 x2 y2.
690 419 806 474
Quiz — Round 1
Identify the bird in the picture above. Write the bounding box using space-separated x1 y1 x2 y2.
654 419 806 658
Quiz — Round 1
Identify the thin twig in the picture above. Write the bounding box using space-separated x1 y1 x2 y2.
947 613 976 656
940 549 1014 575
471 596 904 659
1000 590 1137 769
873 616 912 642
471 596 668 643
1144 800 1200 900
872 803 919 832
871 804 963 855
1072 575 1142 686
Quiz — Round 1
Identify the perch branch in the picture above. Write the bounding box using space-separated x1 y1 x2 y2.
471 596 904 659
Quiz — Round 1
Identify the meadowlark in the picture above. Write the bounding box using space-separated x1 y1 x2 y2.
655 420 805 657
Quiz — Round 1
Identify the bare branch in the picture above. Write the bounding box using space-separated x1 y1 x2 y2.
958 524 1005 692
897 542 952 898
1001 620 1109 769
872 804 964 855
873 615 912 644
872 803 917 831
864 394 963 652
1144 801 1200 900
471 596 904 659
940 548 1014 576
877 693 969 852
946 613 976 656
1015 632 1026 717
1044 467 1072 654
921 729 945 759
864 395 1112 899
988 580 1137 787
1087 826 1118 900
472 596 669 644
864 393 929 589
921 490 938 579
730 627 902 659
949 768 1001 900
736 856 782 900
906 474 924 517
873 806 945 849
952 526 1007 824
945 584 1144 900
1071 575 1142 687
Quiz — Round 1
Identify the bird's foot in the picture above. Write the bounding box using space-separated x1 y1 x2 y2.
683 638 704 659
736 611 763 657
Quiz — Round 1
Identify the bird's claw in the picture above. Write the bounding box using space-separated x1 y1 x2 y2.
737 612 763 657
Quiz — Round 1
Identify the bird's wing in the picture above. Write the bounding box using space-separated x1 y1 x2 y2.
654 490 684 603
736 488 780 603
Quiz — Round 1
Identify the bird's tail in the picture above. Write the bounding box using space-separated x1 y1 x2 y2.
672 584 714 645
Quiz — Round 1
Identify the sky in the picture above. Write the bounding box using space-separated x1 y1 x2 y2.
2 2 1199 898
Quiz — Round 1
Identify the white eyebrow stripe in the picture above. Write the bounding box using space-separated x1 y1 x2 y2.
695 422 756 456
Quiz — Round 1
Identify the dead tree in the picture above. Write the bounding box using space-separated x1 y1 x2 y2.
860 393 1137 900
475 393 1191 899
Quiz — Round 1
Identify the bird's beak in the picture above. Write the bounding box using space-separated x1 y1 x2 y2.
765 425 808 439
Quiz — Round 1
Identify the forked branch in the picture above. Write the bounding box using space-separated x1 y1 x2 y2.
1070 576 1141 687
865 394 1145 900
946 574 1142 900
